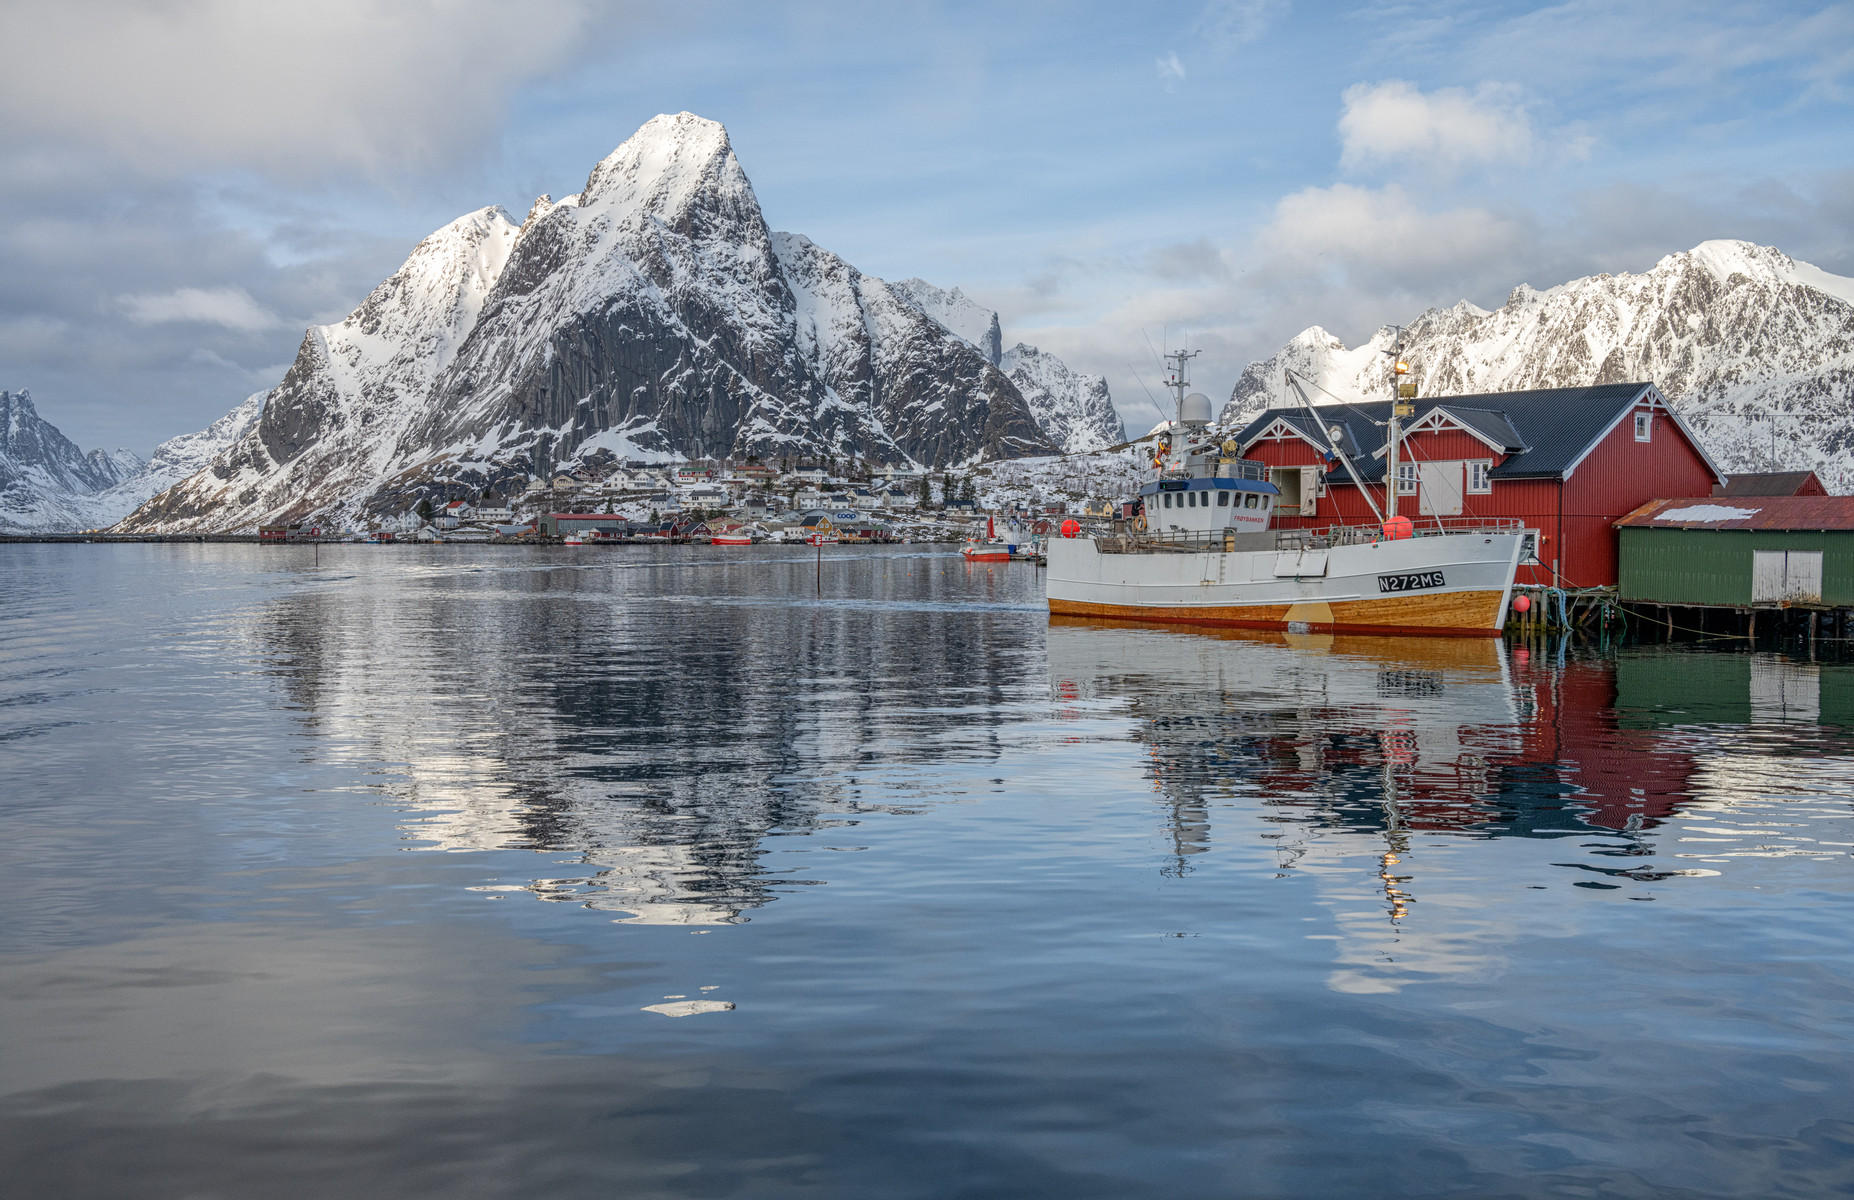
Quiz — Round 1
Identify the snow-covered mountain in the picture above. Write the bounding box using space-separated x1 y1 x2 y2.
123 114 1066 533
999 343 1124 453
2 389 137 531
1224 241 1854 491
0 389 262 532
890 279 1124 452
890 279 1004 366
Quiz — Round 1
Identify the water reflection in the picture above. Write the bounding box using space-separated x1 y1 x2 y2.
1047 619 1854 882
245 555 1854 932
11 547 1854 1197
253 551 1049 924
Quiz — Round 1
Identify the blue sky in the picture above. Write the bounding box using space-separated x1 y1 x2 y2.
2 0 1851 449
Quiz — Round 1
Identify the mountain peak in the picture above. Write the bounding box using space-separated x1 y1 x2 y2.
1669 239 1784 281
579 112 751 222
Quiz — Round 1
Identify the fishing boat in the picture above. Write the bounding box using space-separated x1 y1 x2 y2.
1045 349 1532 637
962 515 1022 563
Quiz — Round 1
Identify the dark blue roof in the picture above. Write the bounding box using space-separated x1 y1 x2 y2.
1434 406 1528 453
1233 382 1662 483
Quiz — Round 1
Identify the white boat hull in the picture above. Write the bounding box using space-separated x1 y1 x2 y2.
1046 529 1528 636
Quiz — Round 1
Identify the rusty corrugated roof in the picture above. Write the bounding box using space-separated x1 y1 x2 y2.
1616 496 1854 531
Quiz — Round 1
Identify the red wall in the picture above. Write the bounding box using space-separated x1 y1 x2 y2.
1559 404 1718 588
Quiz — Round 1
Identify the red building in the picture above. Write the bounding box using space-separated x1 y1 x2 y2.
1231 381 1723 587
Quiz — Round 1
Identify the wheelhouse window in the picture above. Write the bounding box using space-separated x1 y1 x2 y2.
1634 412 1652 442
1217 491 1230 507
1396 463 1418 495
1468 461 1492 493
1162 492 1173 508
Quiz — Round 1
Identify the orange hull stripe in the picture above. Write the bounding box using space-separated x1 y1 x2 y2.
1047 589 1507 637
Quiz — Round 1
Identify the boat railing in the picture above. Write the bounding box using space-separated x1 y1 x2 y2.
1216 458 1271 481
1273 517 1526 547
1147 457 1272 485
1098 516 1526 555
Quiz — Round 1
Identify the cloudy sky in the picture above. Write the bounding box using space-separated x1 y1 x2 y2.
3 0 1851 450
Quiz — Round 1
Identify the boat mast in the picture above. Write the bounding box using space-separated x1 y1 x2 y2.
1384 329 1412 521
1163 349 1198 472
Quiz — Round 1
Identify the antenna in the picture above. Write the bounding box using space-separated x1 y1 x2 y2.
1164 347 1200 432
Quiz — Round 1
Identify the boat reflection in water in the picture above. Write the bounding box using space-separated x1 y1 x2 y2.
1047 617 1743 992
1052 619 1724 880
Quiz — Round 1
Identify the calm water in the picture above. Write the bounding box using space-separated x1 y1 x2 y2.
4 544 1854 1198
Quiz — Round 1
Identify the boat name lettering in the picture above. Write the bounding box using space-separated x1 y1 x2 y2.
1377 570 1444 592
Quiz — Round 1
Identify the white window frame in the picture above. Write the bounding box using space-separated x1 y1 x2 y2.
1396 463 1419 495
1468 461 1493 494
1634 412 1652 442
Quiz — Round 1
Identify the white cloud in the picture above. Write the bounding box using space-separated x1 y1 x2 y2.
1338 80 1533 174
120 287 282 333
1261 182 1525 277
0 0 610 178
1157 52 1188 83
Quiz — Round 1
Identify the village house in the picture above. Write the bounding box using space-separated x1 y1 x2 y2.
681 482 730 509
1230 381 1724 588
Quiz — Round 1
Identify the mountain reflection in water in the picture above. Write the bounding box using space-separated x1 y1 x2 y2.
248 559 1854 929
7 545 1854 1199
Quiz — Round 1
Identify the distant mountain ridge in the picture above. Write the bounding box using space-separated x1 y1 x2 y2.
1 389 262 533
123 113 1117 533
1224 240 1854 491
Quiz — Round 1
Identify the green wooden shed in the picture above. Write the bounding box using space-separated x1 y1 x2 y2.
1616 497 1854 608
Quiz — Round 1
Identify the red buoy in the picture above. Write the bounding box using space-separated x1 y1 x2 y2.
1381 515 1413 540
1513 594 1531 613
1060 519 1081 539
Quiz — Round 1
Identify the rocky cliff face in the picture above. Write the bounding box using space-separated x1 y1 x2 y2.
890 278 1123 453
123 113 1063 533
1225 241 1854 490
891 279 1004 366
1000 343 1124 453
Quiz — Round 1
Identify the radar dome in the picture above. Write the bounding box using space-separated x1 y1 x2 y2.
1181 392 1213 424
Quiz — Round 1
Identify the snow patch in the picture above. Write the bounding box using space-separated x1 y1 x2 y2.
1656 503 1760 523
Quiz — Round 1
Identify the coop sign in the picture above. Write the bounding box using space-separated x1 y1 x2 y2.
1377 570 1445 593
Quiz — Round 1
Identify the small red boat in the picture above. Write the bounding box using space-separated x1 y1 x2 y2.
962 514 1017 562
